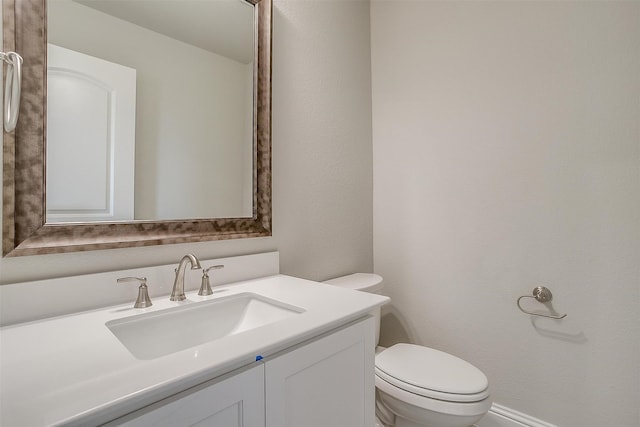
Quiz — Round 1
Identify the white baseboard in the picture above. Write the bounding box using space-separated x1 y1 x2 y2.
476 403 557 427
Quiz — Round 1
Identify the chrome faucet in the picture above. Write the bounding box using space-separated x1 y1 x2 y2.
170 254 202 301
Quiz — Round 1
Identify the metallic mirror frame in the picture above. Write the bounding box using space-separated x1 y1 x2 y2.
2 0 272 257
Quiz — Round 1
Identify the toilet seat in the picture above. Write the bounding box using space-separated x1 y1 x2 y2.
376 375 493 423
375 344 489 403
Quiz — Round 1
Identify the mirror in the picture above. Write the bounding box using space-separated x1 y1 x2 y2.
2 0 272 257
46 0 255 222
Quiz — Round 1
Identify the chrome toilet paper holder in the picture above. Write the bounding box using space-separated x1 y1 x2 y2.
517 286 567 319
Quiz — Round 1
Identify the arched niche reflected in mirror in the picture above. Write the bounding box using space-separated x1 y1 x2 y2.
2 0 271 257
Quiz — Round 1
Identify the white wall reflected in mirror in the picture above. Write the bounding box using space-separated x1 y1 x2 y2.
46 0 254 223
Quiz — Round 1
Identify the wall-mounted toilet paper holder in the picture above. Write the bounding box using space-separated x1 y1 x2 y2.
517 286 567 319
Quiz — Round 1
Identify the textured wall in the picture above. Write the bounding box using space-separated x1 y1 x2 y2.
371 1 639 426
0 0 373 284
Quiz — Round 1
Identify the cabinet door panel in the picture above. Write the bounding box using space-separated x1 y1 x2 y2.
108 364 264 427
265 318 375 427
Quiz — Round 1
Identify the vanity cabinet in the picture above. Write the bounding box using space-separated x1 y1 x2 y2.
105 317 374 427
265 317 375 427
105 364 265 427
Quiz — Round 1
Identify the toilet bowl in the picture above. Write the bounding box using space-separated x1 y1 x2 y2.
324 274 492 427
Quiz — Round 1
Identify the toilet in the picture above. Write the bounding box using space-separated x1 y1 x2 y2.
324 274 492 427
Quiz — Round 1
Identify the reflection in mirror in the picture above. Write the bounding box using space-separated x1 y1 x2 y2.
2 0 271 257
46 0 255 222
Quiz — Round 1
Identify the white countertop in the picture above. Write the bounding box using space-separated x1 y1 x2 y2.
0 274 389 426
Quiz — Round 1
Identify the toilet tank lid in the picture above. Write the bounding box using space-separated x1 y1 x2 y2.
323 273 384 292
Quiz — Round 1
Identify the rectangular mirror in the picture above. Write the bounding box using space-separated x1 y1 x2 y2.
2 0 272 257
46 0 255 222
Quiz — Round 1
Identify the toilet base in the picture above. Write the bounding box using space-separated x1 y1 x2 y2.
377 389 488 427
394 416 477 427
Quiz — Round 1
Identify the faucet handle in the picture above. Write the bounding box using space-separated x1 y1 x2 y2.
198 265 224 296
117 276 153 308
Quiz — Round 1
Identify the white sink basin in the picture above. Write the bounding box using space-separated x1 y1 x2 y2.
106 292 304 360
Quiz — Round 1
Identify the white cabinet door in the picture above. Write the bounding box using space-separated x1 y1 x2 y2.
265 317 375 427
107 364 265 427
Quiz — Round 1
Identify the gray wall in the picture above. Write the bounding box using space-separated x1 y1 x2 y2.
371 1 640 426
0 0 373 284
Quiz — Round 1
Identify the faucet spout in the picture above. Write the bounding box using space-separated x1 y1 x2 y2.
170 254 202 301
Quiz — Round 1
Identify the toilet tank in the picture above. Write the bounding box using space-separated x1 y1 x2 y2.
323 273 384 345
